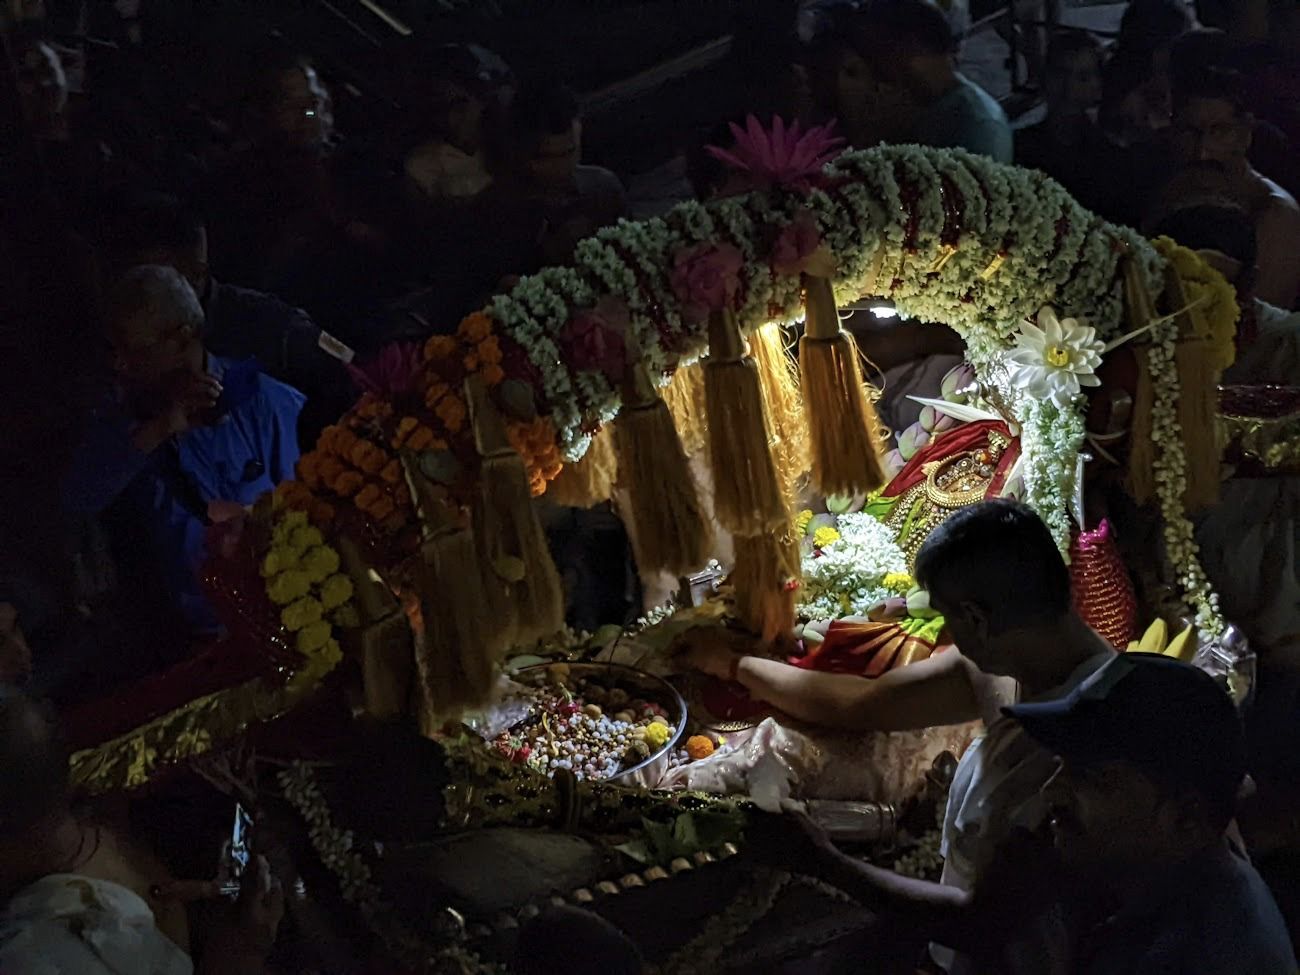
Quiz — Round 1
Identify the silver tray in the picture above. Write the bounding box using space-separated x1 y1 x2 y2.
511 662 688 783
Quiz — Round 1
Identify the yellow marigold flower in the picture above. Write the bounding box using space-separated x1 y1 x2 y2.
281 596 324 632
268 570 311 607
795 509 814 535
459 312 493 343
643 722 671 749
301 545 341 584
261 549 284 578
270 514 307 550
423 334 458 362
290 524 324 551
320 573 354 611
812 526 841 549
295 618 333 655
882 572 914 592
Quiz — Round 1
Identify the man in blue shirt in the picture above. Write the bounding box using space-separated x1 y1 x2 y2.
855 0 1013 162
66 265 304 647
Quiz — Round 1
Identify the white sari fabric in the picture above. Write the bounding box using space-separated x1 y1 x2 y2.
0 874 192 975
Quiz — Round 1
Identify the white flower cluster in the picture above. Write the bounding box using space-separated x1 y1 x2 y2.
797 512 909 620
1143 324 1225 635
1016 397 1085 554
658 868 792 975
277 763 382 912
479 144 1165 460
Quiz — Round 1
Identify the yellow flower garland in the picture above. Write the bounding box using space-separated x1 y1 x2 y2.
1152 237 1239 372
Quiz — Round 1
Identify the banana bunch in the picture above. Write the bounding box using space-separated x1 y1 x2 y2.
1126 619 1196 662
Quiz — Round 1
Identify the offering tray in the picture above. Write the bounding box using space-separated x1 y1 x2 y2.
500 662 688 784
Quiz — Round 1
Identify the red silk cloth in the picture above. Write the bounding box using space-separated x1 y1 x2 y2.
881 419 1021 499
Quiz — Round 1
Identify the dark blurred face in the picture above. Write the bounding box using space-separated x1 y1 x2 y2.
432 80 485 152
1043 757 1180 878
137 228 210 300
927 590 1015 676
528 120 581 190
112 307 204 391
269 65 333 151
15 41 67 134
1049 49 1103 114
1172 96 1252 170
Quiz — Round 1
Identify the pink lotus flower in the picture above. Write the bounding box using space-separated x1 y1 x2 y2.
347 342 423 397
670 243 745 322
771 212 823 276
706 115 845 195
563 296 629 378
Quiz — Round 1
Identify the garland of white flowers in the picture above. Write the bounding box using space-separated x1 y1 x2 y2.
479 142 1222 634
797 512 910 621
653 867 791 975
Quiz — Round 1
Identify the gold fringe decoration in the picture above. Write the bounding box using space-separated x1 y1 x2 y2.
749 321 811 502
1123 255 1159 504
798 274 888 499
336 537 413 721
660 362 709 456
401 455 496 718
1166 268 1222 511
544 425 617 508
612 360 714 577
466 375 565 645
730 530 801 644
704 309 789 536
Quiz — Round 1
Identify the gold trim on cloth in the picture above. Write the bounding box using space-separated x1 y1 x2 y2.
69 671 326 796
1218 412 1300 473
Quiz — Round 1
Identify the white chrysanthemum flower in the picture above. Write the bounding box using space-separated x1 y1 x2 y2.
1006 307 1105 408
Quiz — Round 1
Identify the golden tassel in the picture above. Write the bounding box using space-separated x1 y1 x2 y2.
1123 256 1158 504
612 360 714 577
1165 267 1222 511
400 455 497 718
798 274 888 499
660 361 709 456
544 425 617 508
466 376 565 645
336 537 413 721
704 309 789 536
749 321 810 503
730 530 801 644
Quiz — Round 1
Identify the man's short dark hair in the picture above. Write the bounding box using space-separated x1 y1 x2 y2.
915 499 1072 631
510 79 581 142
1151 202 1258 271
0 686 69 835
1169 28 1230 89
98 191 205 271
1174 65 1250 117
857 0 958 56
1117 0 1193 56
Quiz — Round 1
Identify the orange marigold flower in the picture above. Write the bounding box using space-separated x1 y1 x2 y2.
333 470 365 498
319 457 347 486
481 364 506 386
354 396 382 420
317 426 344 453
423 335 458 362
463 353 479 372
528 472 547 496
436 397 467 433
542 460 564 480
392 416 419 449
477 336 503 364
296 453 322 487
352 441 387 476
407 425 436 452
368 494 396 521
310 500 335 524
380 459 402 484
354 483 382 512
459 312 493 343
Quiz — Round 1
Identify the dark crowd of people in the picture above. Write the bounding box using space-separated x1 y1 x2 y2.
1 0 1299 971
